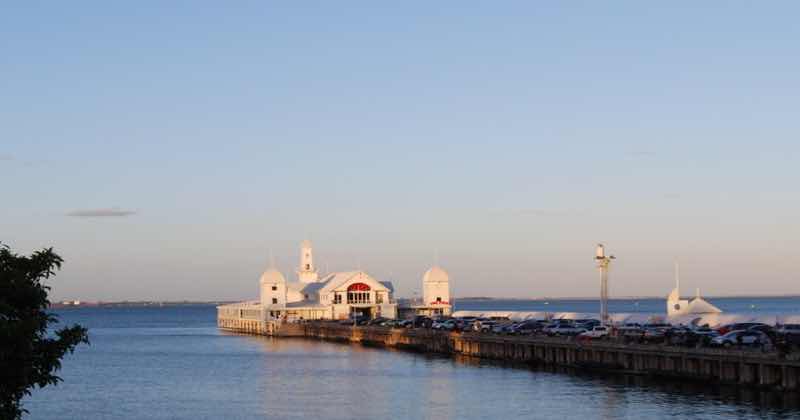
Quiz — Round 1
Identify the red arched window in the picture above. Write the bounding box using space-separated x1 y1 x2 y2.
346 283 371 304
347 283 370 292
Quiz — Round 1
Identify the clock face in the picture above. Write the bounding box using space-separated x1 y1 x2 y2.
674 304 681 310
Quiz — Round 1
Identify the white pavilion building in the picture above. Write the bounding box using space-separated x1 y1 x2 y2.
218 240 457 323
257 240 398 321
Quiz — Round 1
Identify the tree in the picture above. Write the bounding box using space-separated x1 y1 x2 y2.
0 244 89 419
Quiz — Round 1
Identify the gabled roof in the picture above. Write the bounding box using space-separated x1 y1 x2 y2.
317 271 392 296
688 297 722 314
300 281 327 295
286 282 306 293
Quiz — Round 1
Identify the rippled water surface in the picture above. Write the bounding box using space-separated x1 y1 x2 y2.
24 304 800 419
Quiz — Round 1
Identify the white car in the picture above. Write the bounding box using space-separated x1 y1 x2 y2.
579 326 609 338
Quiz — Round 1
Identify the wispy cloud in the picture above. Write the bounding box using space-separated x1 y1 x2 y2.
66 208 138 218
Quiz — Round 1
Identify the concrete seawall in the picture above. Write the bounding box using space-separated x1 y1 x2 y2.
218 319 800 391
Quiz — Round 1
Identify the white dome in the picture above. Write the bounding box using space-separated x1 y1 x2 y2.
260 268 286 284
301 239 313 249
423 266 449 283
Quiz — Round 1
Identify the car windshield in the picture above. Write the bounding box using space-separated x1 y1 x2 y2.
722 331 742 339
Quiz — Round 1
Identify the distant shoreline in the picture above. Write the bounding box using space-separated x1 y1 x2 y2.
49 294 800 309
457 295 800 301
49 300 238 309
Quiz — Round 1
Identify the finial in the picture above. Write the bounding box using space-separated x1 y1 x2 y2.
434 248 440 266
269 248 276 268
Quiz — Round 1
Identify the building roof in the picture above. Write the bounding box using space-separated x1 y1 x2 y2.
260 268 286 284
687 296 722 314
299 281 327 295
423 266 449 283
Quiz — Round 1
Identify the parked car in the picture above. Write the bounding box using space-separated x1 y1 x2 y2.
396 319 413 328
777 324 800 336
547 325 586 336
717 323 767 336
477 321 497 332
688 327 719 347
543 320 574 334
367 317 389 326
434 319 458 331
575 319 601 330
642 325 671 342
579 326 609 339
618 323 644 340
747 324 777 340
711 330 772 348
490 322 515 334
777 324 800 348
379 319 396 327
511 321 544 335
413 316 432 328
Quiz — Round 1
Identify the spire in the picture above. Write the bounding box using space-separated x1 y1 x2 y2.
674 259 680 294
297 239 319 283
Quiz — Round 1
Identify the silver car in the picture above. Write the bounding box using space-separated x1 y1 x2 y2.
711 330 771 347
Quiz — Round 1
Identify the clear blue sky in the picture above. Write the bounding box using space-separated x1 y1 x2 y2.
2 2 799 301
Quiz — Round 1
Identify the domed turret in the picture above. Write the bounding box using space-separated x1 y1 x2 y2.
260 267 287 313
422 266 450 307
260 268 286 284
423 266 449 283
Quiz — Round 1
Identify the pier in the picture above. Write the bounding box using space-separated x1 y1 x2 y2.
218 310 800 391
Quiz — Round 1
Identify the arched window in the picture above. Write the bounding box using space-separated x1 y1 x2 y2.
347 283 371 304
347 283 371 292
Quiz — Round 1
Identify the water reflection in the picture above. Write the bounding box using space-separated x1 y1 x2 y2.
452 352 800 418
248 337 800 419
24 305 800 420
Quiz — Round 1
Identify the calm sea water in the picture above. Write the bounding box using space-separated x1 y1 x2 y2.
24 300 800 420
455 296 800 315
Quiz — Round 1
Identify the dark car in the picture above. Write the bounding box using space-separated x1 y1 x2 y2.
747 324 777 339
718 322 767 335
367 317 389 326
413 316 433 328
512 321 544 335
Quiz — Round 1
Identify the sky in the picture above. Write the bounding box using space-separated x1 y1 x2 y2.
2 2 799 301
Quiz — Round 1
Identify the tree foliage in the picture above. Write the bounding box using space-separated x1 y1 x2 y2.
0 244 89 419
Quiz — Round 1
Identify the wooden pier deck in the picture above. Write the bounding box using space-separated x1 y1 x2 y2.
217 314 800 391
